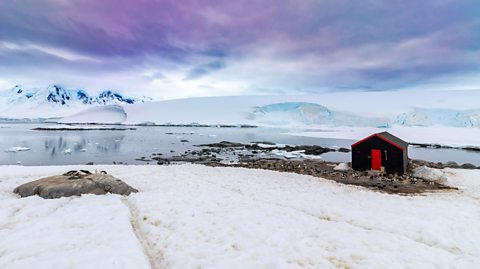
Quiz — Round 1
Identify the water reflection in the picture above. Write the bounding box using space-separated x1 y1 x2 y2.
0 123 479 166
42 135 126 157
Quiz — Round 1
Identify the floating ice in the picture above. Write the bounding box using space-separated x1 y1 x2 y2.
4 147 30 153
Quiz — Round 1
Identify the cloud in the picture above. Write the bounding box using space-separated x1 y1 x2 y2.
184 61 226 80
0 0 479 98
1 41 100 62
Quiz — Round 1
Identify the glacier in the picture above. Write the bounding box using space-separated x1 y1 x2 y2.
249 102 389 127
395 108 480 128
251 103 480 128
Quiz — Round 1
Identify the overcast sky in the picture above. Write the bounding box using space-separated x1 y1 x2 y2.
1 0 479 99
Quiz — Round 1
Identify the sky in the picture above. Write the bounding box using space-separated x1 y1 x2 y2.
0 0 480 99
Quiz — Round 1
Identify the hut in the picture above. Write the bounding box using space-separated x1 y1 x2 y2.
351 132 408 174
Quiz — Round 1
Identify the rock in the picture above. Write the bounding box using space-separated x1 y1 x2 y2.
198 141 245 148
13 170 138 199
461 163 476 169
86 162 94 165
155 158 170 165
250 141 276 145
444 161 460 168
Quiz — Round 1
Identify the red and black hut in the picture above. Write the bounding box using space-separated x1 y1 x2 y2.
351 132 409 174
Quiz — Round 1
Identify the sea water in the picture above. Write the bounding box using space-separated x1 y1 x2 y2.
0 123 479 166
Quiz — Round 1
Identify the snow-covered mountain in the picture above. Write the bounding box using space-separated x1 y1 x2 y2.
59 90 480 129
0 85 151 119
4 85 146 106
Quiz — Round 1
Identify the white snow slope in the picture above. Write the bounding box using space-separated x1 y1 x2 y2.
1 165 479 268
58 105 127 124
59 90 480 128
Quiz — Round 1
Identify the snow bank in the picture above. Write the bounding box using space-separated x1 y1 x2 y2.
1 165 479 268
413 166 448 183
333 162 351 171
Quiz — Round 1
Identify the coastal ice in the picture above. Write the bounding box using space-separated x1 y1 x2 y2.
4 147 30 153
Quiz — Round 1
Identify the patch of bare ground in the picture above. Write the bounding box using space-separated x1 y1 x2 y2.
205 159 456 194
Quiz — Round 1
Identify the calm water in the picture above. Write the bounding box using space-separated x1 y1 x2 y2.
1 123 479 166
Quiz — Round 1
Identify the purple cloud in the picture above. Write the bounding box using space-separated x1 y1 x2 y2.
0 0 479 98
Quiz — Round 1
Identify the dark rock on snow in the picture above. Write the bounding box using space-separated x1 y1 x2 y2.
461 163 477 169
13 170 138 199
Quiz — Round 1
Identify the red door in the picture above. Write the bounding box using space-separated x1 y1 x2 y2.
371 149 381 171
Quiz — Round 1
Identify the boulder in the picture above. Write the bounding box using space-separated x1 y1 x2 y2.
444 161 460 168
461 163 477 169
13 170 138 199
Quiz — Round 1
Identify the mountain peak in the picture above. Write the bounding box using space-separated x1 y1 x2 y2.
2 85 147 106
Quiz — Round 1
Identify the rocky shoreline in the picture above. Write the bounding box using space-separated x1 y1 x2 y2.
207 159 456 194
145 141 350 165
130 140 479 194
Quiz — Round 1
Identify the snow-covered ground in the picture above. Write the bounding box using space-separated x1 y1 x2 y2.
1 165 479 268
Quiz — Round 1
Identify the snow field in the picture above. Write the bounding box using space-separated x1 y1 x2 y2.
287 125 480 148
1 165 479 268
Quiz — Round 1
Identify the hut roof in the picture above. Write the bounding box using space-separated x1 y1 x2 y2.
351 131 408 150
